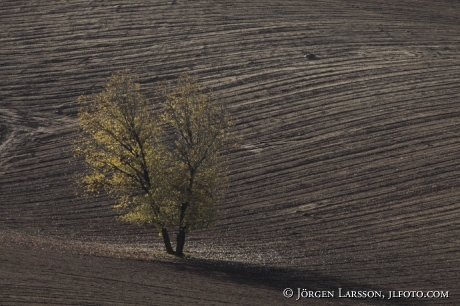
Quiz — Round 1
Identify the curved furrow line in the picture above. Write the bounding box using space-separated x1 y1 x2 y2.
228 129 460 191
226 69 460 122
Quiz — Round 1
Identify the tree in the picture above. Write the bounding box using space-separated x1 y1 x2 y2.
75 70 231 256
160 74 230 256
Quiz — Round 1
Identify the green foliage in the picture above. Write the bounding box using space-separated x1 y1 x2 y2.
75 70 231 254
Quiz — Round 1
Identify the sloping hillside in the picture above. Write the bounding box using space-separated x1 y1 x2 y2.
1 0 459 305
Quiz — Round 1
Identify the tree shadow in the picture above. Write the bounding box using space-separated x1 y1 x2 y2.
168 256 413 306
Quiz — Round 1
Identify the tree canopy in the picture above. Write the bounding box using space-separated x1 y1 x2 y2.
75 70 231 256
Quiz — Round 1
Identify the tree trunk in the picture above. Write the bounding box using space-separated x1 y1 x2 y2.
175 202 189 257
161 228 175 255
175 227 186 257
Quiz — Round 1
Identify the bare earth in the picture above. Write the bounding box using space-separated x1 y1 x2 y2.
1 0 460 305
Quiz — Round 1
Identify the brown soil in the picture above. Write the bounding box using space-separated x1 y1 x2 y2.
1 0 459 305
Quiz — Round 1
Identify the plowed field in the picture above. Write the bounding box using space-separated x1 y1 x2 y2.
1 0 460 305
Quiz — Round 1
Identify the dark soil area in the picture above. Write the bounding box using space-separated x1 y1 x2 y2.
1 0 460 305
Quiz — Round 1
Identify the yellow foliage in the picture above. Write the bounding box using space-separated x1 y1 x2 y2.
75 71 232 235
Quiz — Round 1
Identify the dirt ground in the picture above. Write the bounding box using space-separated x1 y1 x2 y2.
1 0 459 305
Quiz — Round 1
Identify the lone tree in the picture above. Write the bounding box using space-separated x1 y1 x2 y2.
75 70 231 256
